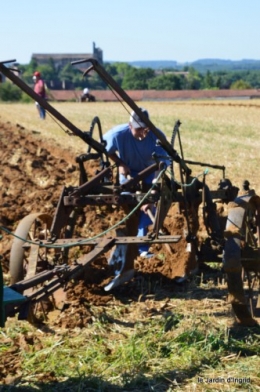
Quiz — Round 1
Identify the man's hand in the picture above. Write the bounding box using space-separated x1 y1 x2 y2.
109 153 130 177
140 203 154 214
119 164 130 178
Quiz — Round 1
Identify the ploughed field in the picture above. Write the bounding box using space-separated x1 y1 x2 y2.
0 119 206 316
1 120 245 388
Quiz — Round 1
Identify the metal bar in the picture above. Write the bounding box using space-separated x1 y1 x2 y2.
63 193 159 207
15 232 182 302
119 163 159 191
184 159 225 172
177 124 185 160
23 235 182 247
9 238 115 302
10 267 68 293
70 166 112 196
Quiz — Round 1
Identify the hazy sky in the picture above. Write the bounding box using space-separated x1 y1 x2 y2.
2 0 260 65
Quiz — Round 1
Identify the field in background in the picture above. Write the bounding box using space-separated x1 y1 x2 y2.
1 99 260 194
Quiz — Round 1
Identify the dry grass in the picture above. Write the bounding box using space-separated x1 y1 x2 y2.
1 100 260 194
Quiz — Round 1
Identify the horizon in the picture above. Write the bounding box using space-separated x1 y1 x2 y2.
9 57 260 67
119 58 260 63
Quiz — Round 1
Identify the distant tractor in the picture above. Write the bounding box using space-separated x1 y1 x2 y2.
80 87 96 102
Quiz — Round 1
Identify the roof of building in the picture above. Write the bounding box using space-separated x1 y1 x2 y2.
48 89 260 102
32 53 93 60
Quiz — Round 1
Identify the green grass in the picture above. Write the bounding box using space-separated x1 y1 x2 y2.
1 299 260 391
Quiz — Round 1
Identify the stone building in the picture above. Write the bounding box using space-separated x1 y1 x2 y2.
31 42 103 71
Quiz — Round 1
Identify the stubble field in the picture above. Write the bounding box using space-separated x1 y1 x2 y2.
2 99 260 191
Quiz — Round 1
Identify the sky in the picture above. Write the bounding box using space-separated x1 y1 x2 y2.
2 0 260 65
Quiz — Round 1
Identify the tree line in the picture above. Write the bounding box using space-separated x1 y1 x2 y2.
1 57 260 102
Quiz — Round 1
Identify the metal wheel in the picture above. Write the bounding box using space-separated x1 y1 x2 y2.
224 193 260 325
9 213 54 321
9 213 53 285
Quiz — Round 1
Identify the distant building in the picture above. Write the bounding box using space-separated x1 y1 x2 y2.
31 42 103 71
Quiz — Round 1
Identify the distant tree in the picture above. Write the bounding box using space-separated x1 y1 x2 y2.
203 71 215 89
47 57 56 73
45 58 58 87
20 58 39 83
183 67 203 90
215 76 222 89
148 74 183 90
104 62 120 77
122 67 155 89
38 65 57 82
59 63 76 88
230 79 252 89
0 82 22 101
87 72 108 90
243 70 260 89
212 71 233 89
112 62 134 75
104 62 130 87
5 58 260 97
30 57 38 69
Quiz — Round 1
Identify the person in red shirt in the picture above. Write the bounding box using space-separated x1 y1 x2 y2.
33 71 46 119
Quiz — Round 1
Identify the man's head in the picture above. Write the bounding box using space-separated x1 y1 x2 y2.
129 108 149 140
33 71 41 82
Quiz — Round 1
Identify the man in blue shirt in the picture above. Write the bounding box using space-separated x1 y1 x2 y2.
103 108 170 258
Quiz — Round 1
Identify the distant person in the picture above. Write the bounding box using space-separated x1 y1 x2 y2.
80 87 95 102
33 71 46 119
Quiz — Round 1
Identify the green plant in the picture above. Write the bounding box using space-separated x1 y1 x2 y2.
0 82 22 101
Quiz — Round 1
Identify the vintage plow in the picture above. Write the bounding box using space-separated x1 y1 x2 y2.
0 59 260 327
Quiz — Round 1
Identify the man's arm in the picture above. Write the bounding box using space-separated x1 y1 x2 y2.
108 153 130 177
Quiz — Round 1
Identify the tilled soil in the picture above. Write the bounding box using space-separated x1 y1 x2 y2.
0 120 233 386
1 120 198 253
0 120 205 321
